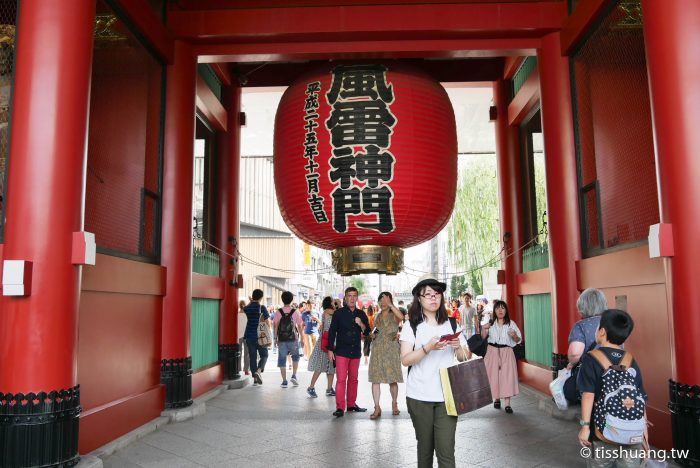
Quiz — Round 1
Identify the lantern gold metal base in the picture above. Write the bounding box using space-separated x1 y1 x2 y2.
331 245 404 276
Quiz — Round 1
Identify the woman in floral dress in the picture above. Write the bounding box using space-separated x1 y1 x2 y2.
306 296 337 398
368 292 405 419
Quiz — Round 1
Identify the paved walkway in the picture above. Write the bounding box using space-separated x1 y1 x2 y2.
102 364 587 468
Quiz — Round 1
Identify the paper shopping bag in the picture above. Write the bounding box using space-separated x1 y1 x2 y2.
440 359 492 416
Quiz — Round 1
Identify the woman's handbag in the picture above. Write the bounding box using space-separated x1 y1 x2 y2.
467 333 488 357
320 331 329 352
440 353 493 416
513 342 525 360
257 306 273 348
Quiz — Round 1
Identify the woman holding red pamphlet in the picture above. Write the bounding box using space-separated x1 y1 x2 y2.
399 277 469 468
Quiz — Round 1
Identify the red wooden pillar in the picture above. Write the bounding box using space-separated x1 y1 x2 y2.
0 1 94 465
537 32 582 355
160 41 197 408
493 80 524 323
642 0 700 460
217 83 242 380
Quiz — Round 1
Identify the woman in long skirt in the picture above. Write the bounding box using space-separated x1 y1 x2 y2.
481 300 522 414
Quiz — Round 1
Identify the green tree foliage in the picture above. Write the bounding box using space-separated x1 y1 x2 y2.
349 276 366 294
533 153 548 242
448 156 501 294
450 274 467 298
467 270 483 296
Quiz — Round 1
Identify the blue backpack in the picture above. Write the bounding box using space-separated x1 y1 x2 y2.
590 350 646 445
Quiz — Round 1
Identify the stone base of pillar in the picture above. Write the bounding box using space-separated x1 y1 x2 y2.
219 343 241 380
669 380 700 466
551 352 568 379
160 357 193 409
0 385 81 467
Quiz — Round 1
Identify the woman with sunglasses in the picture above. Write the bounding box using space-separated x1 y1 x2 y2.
400 277 469 468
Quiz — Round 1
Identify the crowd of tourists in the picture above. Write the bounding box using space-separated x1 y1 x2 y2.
237 280 648 468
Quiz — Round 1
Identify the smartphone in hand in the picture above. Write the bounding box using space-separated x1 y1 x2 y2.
439 331 461 342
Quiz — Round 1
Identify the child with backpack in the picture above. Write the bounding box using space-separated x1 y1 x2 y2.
577 308 649 466
274 291 305 388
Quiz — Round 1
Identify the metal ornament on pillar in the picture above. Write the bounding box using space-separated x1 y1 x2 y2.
274 63 457 275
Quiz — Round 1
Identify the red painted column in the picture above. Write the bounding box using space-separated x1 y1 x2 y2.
161 41 197 407
537 32 582 354
217 119 232 340
0 1 94 464
0 0 94 393
493 80 524 323
216 83 242 379
642 0 700 385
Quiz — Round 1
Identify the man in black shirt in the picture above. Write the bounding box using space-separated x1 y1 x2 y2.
327 286 370 417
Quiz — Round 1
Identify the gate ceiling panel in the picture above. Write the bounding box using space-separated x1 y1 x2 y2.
173 0 562 8
168 2 565 62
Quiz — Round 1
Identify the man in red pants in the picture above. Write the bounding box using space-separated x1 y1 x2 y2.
327 286 370 417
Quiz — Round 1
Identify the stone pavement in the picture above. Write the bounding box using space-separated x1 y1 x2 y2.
101 364 590 468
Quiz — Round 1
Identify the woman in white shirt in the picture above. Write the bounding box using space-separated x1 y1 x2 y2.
481 300 521 414
400 278 469 468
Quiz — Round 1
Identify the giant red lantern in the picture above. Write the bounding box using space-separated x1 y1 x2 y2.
274 62 457 275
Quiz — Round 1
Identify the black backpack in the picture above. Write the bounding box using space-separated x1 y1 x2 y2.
277 309 297 342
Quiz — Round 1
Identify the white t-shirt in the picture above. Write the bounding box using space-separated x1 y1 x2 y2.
400 320 468 402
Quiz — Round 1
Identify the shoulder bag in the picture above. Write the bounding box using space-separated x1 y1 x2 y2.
467 320 488 357
320 312 331 352
257 304 273 348
510 323 525 360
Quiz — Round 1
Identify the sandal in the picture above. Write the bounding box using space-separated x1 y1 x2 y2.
493 400 501 409
392 402 400 416
370 407 382 420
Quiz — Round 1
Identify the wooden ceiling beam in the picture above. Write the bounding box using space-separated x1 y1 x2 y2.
169 2 565 44
227 58 505 87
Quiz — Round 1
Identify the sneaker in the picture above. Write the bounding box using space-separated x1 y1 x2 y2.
253 372 263 385
281 380 288 388
326 388 336 397
307 387 318 398
291 375 299 386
